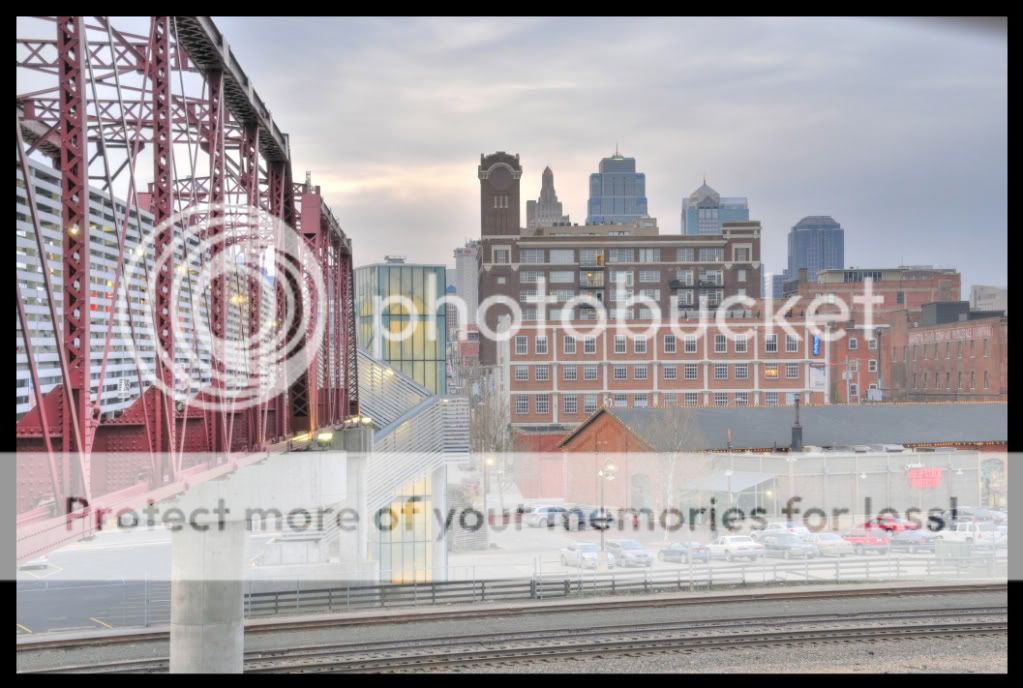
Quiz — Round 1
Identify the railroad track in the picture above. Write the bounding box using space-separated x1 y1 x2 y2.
25 605 1008 673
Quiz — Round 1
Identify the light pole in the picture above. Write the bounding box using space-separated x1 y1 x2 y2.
725 468 734 509
597 458 617 571
483 456 494 518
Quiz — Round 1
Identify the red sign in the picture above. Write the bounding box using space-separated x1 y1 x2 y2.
908 467 944 489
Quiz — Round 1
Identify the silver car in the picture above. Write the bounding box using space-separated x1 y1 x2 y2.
606 539 653 568
802 532 854 557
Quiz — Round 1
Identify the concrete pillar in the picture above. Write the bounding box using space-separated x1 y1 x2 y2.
170 519 246 673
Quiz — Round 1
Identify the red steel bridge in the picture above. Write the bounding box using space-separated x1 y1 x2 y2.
15 16 359 563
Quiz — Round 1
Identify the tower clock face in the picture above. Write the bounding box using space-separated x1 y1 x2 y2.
488 165 512 191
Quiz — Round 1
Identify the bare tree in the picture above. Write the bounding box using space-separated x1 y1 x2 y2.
657 401 708 541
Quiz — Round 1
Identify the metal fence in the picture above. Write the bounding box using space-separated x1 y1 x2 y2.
17 554 1004 633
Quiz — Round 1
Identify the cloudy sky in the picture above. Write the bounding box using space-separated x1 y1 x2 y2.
214 17 1006 293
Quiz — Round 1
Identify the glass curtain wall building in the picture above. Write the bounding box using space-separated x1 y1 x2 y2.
787 216 844 283
585 150 650 225
355 259 447 394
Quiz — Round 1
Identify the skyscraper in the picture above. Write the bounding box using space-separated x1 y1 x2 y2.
786 216 845 283
585 149 649 225
680 179 749 235
526 166 570 230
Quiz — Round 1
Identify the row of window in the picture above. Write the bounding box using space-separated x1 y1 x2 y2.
846 337 877 351
513 333 805 355
505 246 745 265
514 390 797 415
512 362 804 382
908 339 991 360
845 359 880 373
912 370 990 391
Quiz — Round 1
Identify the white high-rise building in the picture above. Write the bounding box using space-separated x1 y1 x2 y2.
16 156 274 419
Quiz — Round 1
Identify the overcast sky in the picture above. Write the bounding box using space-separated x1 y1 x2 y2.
213 16 1006 294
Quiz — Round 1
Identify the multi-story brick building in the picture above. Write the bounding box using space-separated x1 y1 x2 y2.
888 302 1007 402
793 266 961 314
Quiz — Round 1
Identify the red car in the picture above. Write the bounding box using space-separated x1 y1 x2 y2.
843 527 891 555
861 516 919 534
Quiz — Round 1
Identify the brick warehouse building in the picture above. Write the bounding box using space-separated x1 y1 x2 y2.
888 302 1008 402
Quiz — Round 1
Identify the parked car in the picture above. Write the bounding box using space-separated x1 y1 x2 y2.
524 505 569 528
751 521 810 541
758 533 818 559
889 529 938 554
561 542 615 569
843 527 891 555
706 535 765 562
658 541 710 564
18 555 49 571
802 532 854 557
934 520 999 548
564 505 618 531
606 539 654 568
861 515 919 533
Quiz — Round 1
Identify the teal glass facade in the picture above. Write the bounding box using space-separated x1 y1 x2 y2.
355 262 447 394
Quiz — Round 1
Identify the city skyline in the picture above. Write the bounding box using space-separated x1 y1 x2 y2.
213 17 1006 294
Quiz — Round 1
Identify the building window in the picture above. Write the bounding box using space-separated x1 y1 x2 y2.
684 335 698 353
958 371 962 390
584 394 598 414
676 269 694 286
848 337 858 351
634 365 648 381
584 337 596 354
913 373 917 389
634 337 647 354
535 336 548 354
714 392 728 407
715 334 727 353
661 392 676 407
984 339 989 357
734 247 752 262
583 364 599 381
984 371 990 389
868 359 878 373
563 395 577 415
945 372 950 389
493 248 510 264
638 249 661 263
520 271 543 284
786 334 799 352
520 249 544 264
970 371 976 389
515 336 528 355
614 335 627 354
785 363 800 379
515 395 528 415
684 363 698 380
549 249 575 264
765 392 779 406
664 335 677 354
515 366 529 381
868 338 878 351
945 342 951 359
634 393 649 408
535 365 549 382
677 247 695 262
550 270 575 283
614 365 627 381
970 340 975 358
700 247 724 262
715 363 728 380
735 392 748 407
608 248 634 263
536 395 550 414
663 365 677 380
737 269 747 283
765 334 778 353
735 364 749 380
896 291 905 305
564 336 576 354
614 393 628 408
849 360 859 373
923 372 928 389
563 365 577 381
849 384 858 398
639 270 660 283
735 335 748 353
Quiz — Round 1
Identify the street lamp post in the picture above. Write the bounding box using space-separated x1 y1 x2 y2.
597 459 617 571
725 468 734 509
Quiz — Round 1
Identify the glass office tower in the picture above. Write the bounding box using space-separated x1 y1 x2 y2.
585 150 650 225
355 258 447 394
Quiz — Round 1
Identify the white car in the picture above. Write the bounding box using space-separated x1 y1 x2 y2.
561 542 615 569
936 521 999 548
706 535 765 562
524 506 568 528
